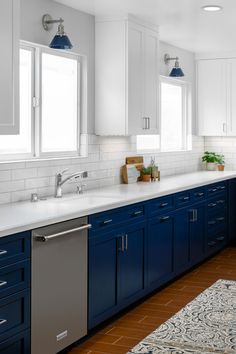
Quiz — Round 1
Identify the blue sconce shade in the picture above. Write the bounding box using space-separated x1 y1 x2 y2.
169 67 185 77
50 34 73 50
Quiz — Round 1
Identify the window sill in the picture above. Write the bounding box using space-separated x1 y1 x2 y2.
0 153 88 165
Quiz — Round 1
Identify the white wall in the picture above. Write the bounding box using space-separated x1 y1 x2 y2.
0 2 205 204
204 137 236 170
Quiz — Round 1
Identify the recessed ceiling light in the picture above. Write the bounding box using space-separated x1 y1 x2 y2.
201 5 223 12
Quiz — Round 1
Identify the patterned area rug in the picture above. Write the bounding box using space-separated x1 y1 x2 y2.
127 279 236 354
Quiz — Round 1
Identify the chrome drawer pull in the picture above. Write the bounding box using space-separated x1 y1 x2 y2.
125 234 128 251
196 192 204 197
217 200 225 204
35 224 92 242
216 217 224 222
132 211 142 216
160 202 168 207
0 250 7 256
0 319 7 326
182 196 189 201
216 236 225 241
102 219 113 225
118 236 125 252
208 203 217 207
208 220 216 225
208 241 216 246
0 281 7 287
160 216 170 222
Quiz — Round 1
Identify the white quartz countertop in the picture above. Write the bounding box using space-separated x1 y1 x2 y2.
0 171 236 238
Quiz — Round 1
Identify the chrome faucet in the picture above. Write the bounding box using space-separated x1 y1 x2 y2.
55 169 88 198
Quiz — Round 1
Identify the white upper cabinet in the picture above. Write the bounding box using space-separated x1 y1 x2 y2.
197 58 236 136
95 17 159 136
0 0 20 135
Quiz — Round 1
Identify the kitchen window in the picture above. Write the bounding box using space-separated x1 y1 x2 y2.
0 42 81 160
136 76 192 152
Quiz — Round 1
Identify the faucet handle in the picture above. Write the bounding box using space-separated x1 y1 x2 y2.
76 184 87 194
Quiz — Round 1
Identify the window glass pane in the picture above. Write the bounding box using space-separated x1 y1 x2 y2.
0 48 32 154
136 135 160 151
161 82 184 152
41 52 78 153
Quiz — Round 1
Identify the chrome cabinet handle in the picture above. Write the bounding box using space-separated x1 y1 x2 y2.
195 192 204 197
216 236 225 241
182 196 190 201
208 241 216 247
147 117 150 130
132 211 142 217
223 123 227 133
160 202 168 208
0 250 7 256
216 217 225 222
0 281 7 287
194 209 198 222
118 236 125 252
0 319 7 326
208 220 216 225
208 203 217 207
102 219 113 225
142 117 150 130
35 224 92 242
189 209 195 222
217 200 225 204
160 216 170 222
125 234 128 251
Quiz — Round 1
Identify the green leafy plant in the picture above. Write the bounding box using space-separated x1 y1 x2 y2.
141 166 152 175
202 151 218 163
216 154 225 165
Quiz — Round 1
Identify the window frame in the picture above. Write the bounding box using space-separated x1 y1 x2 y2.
0 41 82 161
160 75 191 153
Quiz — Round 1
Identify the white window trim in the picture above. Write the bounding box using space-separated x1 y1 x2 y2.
160 75 192 153
0 40 87 162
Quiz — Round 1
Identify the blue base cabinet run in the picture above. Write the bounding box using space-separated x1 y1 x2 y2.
88 218 146 329
89 179 236 330
0 232 31 354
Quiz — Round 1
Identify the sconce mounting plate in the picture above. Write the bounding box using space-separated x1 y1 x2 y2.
42 14 53 31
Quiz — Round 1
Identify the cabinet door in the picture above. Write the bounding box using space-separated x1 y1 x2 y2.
118 222 145 303
173 209 189 273
228 179 236 242
189 204 205 264
127 22 144 135
143 28 159 134
0 0 20 134
147 215 173 289
88 233 118 329
228 59 236 136
197 59 227 136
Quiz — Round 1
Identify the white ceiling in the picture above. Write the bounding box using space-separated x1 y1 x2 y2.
54 0 236 54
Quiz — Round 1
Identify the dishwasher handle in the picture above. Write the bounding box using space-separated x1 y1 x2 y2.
34 224 92 242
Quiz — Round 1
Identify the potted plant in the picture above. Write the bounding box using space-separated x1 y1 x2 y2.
216 154 225 171
202 151 218 171
141 166 152 182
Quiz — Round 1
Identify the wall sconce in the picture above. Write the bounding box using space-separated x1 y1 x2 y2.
164 53 184 77
42 14 73 50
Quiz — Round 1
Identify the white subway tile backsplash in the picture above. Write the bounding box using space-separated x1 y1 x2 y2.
0 134 204 204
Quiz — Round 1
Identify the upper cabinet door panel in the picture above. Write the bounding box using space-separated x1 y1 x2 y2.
143 28 159 134
197 59 227 136
0 0 20 135
227 59 236 136
127 22 144 135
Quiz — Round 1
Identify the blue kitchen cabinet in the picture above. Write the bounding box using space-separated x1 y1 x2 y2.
189 203 205 265
117 222 146 304
88 220 146 329
147 214 173 290
0 330 30 354
173 208 190 274
228 178 236 243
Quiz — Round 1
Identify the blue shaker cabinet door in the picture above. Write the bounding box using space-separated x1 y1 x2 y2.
88 233 118 329
117 222 146 304
147 214 173 289
173 209 189 273
189 204 205 265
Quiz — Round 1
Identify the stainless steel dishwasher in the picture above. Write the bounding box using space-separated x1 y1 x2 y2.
31 217 90 354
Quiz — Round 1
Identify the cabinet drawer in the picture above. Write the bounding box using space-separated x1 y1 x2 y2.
148 196 174 216
0 330 30 354
175 191 191 208
191 188 206 201
0 232 31 268
207 212 227 237
0 289 30 343
207 194 227 213
207 182 227 197
89 203 145 232
207 233 227 250
0 260 30 300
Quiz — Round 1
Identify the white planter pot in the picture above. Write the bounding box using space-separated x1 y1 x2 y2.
206 162 216 171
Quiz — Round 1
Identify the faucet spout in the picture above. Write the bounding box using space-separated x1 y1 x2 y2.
55 170 88 198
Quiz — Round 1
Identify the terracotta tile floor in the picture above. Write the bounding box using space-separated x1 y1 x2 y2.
66 246 236 354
